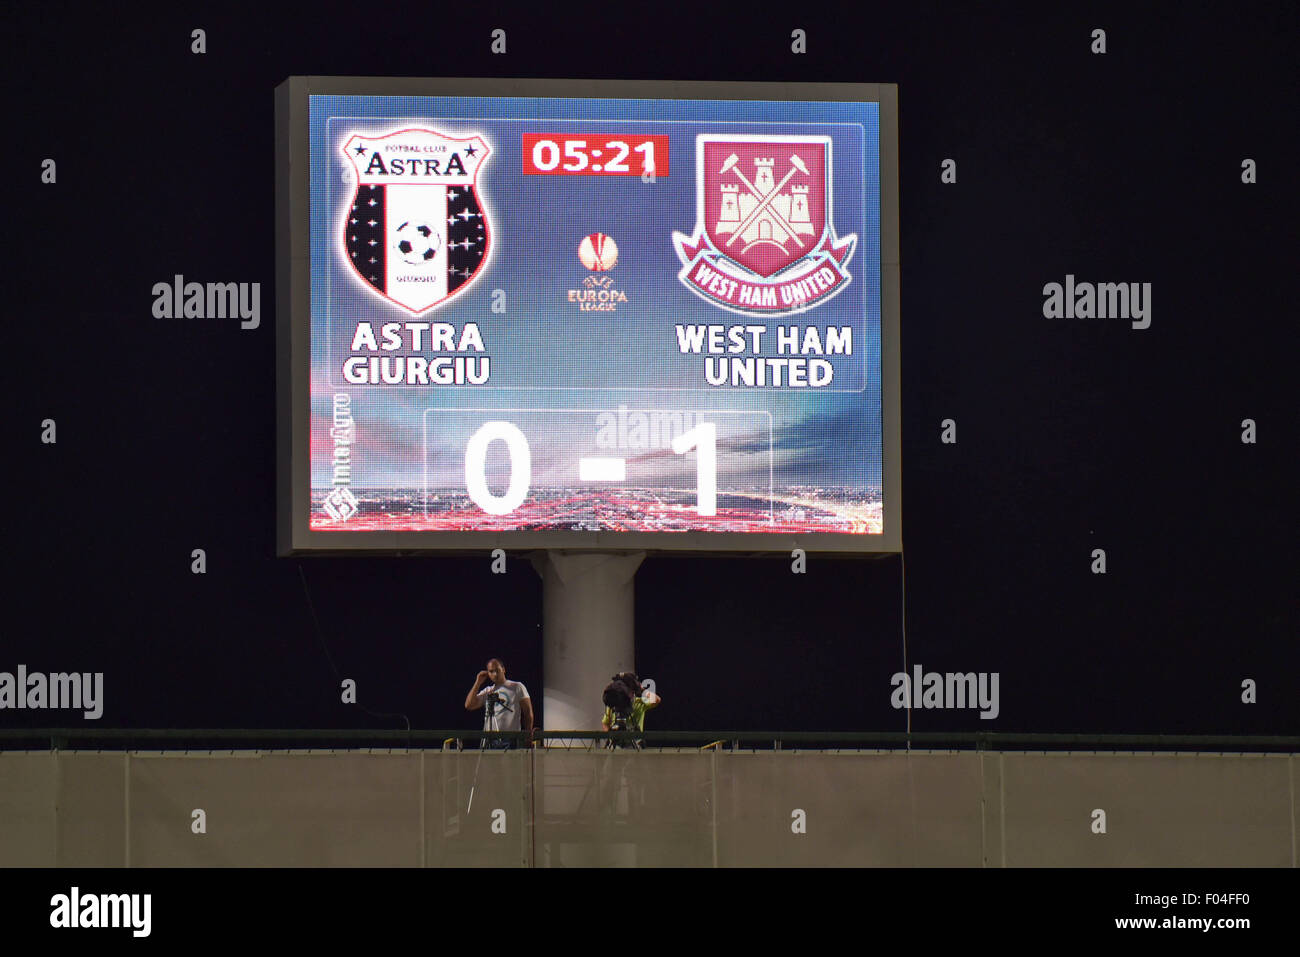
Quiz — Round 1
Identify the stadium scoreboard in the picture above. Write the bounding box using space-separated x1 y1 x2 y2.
276 78 899 554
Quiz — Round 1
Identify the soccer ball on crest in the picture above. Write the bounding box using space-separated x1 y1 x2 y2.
393 221 440 265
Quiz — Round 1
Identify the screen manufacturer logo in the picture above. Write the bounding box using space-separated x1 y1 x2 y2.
323 487 358 521
324 393 359 521
341 128 492 314
673 135 856 316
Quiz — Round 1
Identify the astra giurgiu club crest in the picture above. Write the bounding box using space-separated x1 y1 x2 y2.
342 128 492 314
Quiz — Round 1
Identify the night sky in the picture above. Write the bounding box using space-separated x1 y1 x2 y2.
6 1 1295 739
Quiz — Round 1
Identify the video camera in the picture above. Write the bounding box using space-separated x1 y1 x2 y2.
602 672 643 729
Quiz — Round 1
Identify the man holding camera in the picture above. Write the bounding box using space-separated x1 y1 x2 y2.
601 672 661 741
599 673 661 822
465 658 534 748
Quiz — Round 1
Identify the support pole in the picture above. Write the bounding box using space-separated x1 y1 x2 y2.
532 551 644 734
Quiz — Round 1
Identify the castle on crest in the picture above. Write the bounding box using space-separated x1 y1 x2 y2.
715 157 815 251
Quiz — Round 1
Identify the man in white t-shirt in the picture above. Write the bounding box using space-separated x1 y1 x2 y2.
465 658 533 748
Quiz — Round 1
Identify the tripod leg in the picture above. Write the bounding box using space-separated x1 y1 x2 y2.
466 736 486 815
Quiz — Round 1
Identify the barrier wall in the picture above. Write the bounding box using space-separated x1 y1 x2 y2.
1 750 1294 867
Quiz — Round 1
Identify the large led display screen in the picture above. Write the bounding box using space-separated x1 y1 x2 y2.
278 79 899 553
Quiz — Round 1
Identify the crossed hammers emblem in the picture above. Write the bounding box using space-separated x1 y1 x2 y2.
717 152 811 250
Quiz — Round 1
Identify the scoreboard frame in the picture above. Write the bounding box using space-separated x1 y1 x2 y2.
275 76 900 556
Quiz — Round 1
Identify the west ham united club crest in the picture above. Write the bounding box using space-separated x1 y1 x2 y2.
342 128 491 314
673 135 856 316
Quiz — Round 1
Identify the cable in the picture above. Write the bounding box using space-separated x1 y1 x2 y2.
900 543 911 748
298 563 411 735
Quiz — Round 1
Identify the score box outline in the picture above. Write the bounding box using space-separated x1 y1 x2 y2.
421 407 775 528
320 114 873 395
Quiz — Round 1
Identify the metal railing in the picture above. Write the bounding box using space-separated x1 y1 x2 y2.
0 728 1295 752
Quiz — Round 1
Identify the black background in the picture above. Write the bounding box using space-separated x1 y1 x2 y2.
6 1 1296 736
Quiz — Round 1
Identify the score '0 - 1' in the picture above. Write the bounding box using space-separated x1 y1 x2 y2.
463 420 717 517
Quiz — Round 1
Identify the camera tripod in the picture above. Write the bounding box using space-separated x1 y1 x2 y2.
606 708 643 750
466 695 497 815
